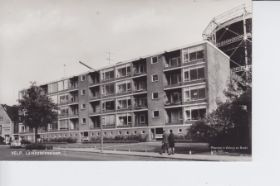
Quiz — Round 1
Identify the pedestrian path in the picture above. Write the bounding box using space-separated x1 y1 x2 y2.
54 147 251 161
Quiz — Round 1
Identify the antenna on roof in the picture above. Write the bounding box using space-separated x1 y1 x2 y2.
106 51 111 65
78 61 94 70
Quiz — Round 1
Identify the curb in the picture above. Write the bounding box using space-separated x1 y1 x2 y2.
54 147 251 161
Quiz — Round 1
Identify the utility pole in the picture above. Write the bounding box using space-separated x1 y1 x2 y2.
242 8 249 84
106 51 111 65
63 64 66 78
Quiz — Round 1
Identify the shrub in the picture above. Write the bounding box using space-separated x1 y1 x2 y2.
88 134 148 143
25 143 53 150
187 120 218 143
0 136 4 144
44 137 77 143
21 139 32 144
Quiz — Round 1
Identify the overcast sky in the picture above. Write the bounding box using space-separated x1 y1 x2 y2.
0 0 250 105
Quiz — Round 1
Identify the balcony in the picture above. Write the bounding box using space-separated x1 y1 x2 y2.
134 103 148 110
117 124 132 128
69 83 78 90
116 105 133 111
115 90 132 96
102 109 115 113
89 94 101 100
68 113 79 118
89 110 101 115
165 82 182 88
134 123 148 127
165 100 183 106
165 57 181 69
58 114 69 119
102 124 116 129
133 69 146 76
165 121 183 125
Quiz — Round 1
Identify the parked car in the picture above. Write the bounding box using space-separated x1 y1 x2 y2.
10 140 22 148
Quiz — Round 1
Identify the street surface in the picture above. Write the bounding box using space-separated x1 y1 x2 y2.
0 145 180 161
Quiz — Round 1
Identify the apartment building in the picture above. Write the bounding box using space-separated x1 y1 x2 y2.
0 105 13 144
17 41 230 142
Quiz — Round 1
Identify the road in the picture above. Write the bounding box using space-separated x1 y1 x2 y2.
0 145 179 161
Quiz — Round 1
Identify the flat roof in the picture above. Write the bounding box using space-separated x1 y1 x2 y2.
24 40 228 88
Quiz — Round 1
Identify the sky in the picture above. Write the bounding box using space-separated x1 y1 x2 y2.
0 0 251 105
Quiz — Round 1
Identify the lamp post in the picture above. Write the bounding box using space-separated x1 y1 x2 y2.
100 122 103 153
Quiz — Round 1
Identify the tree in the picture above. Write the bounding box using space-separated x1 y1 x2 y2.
205 86 251 152
187 74 252 153
18 82 57 143
188 120 218 143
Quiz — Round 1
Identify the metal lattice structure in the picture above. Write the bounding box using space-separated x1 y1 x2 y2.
203 4 252 82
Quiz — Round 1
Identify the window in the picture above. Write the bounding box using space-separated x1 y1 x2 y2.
102 83 114 96
140 115 145 124
81 75 86 81
102 70 114 81
188 67 205 81
102 100 115 111
152 92 159 99
80 104 86 110
117 114 132 126
189 50 204 61
151 56 158 64
185 110 191 120
81 118 86 124
81 89 86 95
153 111 159 118
58 81 64 91
184 71 190 81
191 109 206 120
190 88 206 100
117 98 132 110
116 81 131 94
152 74 159 82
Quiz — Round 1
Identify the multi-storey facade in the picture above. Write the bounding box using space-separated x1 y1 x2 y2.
17 41 230 142
0 105 13 143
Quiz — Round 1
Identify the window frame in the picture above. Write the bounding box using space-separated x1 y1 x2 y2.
153 110 160 118
151 74 159 82
152 92 159 99
151 56 158 64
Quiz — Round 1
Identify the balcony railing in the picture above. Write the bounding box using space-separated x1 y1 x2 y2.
89 94 101 100
133 88 147 93
102 109 115 113
165 121 183 125
134 123 148 127
69 83 78 89
116 123 133 128
116 106 133 111
89 110 101 115
58 98 79 105
115 90 132 96
165 100 183 106
68 113 79 118
165 82 182 88
116 73 132 79
58 114 69 118
134 103 148 110
102 124 116 129
133 69 146 76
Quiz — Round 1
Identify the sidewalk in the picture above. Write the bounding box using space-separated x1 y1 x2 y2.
54 147 251 161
